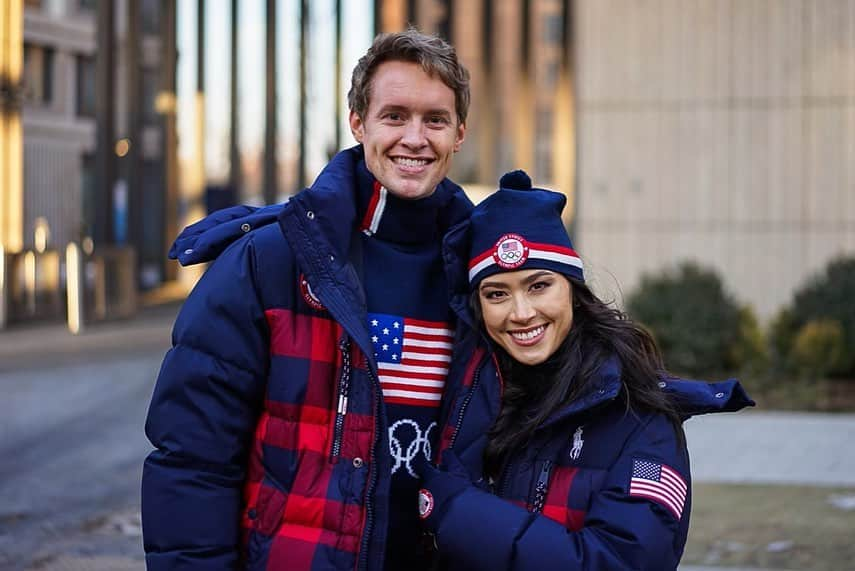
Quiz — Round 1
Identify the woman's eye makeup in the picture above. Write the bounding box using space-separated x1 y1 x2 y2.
482 289 506 300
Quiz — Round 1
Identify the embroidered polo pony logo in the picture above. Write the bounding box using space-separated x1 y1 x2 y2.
570 425 585 460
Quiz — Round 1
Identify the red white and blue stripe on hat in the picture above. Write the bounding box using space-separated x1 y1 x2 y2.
468 233 583 283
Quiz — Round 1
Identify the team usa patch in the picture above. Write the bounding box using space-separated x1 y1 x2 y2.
493 233 529 269
418 488 434 519
299 274 325 311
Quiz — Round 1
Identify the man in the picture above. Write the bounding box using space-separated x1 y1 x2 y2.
142 29 472 570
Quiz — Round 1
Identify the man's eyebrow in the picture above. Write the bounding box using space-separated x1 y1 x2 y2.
375 104 407 115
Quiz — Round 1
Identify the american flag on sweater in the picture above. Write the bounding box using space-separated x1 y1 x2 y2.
629 459 688 519
368 313 453 407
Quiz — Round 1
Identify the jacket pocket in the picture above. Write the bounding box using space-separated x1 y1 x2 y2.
244 477 288 569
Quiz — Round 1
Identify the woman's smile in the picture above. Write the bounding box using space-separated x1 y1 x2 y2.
508 324 548 346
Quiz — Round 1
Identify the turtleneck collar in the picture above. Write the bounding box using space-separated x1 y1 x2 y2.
355 159 449 246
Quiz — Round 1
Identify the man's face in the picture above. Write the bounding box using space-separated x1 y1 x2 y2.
349 60 466 200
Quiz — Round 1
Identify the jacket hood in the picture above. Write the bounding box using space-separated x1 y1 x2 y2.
662 376 755 418
168 203 284 266
537 358 755 431
443 216 476 329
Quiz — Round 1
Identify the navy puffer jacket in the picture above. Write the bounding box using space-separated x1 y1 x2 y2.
142 146 473 570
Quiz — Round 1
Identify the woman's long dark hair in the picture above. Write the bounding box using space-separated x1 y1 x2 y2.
473 277 685 480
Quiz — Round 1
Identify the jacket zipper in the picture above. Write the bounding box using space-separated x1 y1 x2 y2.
357 365 381 571
329 338 351 460
530 460 553 514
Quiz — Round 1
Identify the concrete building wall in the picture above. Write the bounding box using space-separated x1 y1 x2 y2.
574 0 855 319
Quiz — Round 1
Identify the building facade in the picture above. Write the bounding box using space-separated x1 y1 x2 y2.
377 0 855 320
6 0 852 322
574 0 855 319
16 0 176 289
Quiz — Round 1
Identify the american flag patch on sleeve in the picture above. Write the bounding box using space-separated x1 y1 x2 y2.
629 459 688 519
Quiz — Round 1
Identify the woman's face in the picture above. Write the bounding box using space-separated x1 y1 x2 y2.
478 269 574 366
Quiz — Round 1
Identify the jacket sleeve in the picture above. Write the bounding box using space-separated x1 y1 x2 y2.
426 416 689 571
142 236 269 570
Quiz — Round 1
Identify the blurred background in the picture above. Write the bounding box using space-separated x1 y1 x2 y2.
1 1 853 570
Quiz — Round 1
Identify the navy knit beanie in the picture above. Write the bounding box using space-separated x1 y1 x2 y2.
468 170 584 287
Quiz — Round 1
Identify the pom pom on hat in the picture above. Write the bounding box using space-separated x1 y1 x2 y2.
468 170 584 287
499 170 532 191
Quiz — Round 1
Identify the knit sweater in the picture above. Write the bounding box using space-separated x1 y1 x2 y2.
355 162 455 570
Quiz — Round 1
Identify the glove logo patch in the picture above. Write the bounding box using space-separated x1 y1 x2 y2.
300 274 326 311
418 489 434 520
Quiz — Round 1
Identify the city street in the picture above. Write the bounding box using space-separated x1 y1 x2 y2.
1 305 854 570
0 305 175 570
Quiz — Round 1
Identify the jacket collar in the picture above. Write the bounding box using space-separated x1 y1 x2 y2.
279 145 473 367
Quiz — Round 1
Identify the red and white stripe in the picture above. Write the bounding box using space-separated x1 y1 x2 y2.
629 463 687 519
379 319 453 407
360 181 388 236
468 241 583 282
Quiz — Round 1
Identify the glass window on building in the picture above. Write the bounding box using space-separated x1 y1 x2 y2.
76 55 97 117
22 43 54 105
141 69 160 125
78 0 97 11
141 0 160 35
543 13 563 44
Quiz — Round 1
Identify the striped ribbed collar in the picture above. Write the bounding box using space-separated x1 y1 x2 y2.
355 160 448 246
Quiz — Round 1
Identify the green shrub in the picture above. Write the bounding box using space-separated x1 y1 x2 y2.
627 261 746 377
791 319 845 380
780 256 855 378
769 308 798 374
732 306 770 378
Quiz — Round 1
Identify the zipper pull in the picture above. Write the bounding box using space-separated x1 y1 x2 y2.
336 339 350 415
531 460 553 514
330 338 351 461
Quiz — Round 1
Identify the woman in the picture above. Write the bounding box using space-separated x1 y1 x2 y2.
418 171 753 570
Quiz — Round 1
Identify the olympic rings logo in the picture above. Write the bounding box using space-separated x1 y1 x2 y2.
499 249 522 262
388 419 436 478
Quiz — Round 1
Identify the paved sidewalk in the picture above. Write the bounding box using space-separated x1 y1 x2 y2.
0 302 178 372
685 409 855 487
